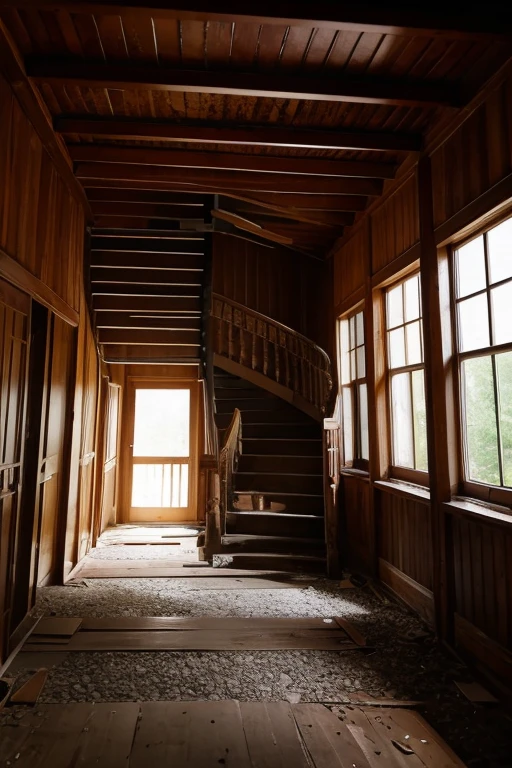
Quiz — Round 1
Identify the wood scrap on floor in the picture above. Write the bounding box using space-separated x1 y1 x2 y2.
21 615 367 653
348 691 425 707
454 680 499 703
8 668 48 705
0 701 467 767
33 618 82 637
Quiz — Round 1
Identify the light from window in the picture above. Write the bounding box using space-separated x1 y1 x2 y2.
386 273 428 472
338 310 369 466
455 217 512 488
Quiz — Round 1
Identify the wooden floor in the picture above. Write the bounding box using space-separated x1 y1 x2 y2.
0 700 465 767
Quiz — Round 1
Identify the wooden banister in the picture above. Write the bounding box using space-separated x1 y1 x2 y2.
212 293 332 419
219 407 242 535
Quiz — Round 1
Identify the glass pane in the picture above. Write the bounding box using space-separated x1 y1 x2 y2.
387 283 403 329
349 315 356 350
350 349 356 381
411 370 428 471
496 351 512 487
456 236 486 298
358 383 369 461
458 294 490 352
404 274 420 322
406 320 422 366
491 282 512 346
388 327 406 368
462 356 500 486
356 345 366 379
342 386 353 465
340 320 350 385
488 218 512 284
355 311 364 346
133 389 190 457
132 464 170 507
391 372 414 468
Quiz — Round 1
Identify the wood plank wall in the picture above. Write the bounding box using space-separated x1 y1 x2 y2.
0 69 97 659
332 68 512 690
212 234 331 350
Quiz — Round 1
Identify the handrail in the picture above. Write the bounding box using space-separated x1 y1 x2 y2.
212 293 332 416
219 407 242 534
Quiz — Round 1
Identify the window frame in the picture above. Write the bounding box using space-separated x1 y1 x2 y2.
384 270 430 487
336 303 369 473
451 211 512 508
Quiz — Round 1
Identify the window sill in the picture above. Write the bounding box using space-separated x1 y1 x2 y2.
374 479 431 505
444 497 512 528
340 468 370 480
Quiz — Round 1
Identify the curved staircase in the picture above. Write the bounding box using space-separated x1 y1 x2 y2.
213 369 326 573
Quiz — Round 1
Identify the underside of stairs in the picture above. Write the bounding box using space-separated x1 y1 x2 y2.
213 368 326 574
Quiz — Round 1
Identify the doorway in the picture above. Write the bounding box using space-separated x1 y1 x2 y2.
125 380 199 523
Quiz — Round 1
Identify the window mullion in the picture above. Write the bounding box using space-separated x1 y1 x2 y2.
491 353 505 487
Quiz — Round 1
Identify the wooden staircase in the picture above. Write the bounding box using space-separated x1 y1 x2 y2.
213 369 326 573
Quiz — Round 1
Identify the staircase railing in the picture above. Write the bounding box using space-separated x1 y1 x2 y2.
212 294 332 419
219 407 242 535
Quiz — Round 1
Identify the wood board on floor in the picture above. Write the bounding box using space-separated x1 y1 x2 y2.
78 616 355 633
0 701 467 767
69 558 309 580
23 628 362 652
33 618 82 637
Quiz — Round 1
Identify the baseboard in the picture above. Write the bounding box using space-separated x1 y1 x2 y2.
454 613 512 691
378 558 435 626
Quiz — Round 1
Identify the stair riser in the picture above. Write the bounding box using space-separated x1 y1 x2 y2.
241 439 323 457
220 538 326 556
226 512 324 539
215 398 299 414
242 424 321 439
238 455 323 474
235 474 323 495
215 410 312 428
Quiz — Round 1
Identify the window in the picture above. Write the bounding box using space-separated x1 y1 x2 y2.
454 216 512 491
338 308 369 469
385 272 428 475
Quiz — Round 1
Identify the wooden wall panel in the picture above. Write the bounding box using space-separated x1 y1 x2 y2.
377 491 433 591
0 71 84 313
333 225 368 310
342 475 373 574
430 75 512 231
212 234 330 348
452 517 512 650
371 173 420 274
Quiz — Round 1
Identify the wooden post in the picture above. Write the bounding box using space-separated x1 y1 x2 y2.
364 218 379 578
417 156 456 641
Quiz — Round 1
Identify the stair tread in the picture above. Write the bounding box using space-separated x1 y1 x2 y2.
222 535 324 544
229 511 323 519
234 491 323 497
236 471 322 478
224 553 326 561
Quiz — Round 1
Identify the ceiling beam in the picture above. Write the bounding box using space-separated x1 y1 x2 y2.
0 21 91 218
98 328 201 345
90 202 207 219
91 237 206 253
82 180 369 210
87 189 208 205
56 118 421 153
90 252 205 269
90 267 203 285
92 283 202 296
69 145 397 179
4 1 509 39
29 60 461 108
91 217 198 230
92 295 202 312
231 207 354 228
76 164 383 196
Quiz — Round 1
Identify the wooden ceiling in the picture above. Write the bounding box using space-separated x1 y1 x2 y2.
1 2 512 256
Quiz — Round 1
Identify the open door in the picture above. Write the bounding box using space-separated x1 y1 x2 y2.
126 380 198 522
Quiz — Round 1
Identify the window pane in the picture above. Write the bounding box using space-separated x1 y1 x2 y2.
358 383 369 461
349 315 356 349
458 294 490 352
496 351 512 487
387 283 403 329
340 320 350 385
133 389 190 457
406 320 422 366
491 282 512 346
355 311 364 346
356 345 366 379
462 356 500 485
404 274 420 322
456 236 486 298
412 370 428 471
342 386 353 465
350 349 356 381
391 372 414 468
132 464 170 507
488 218 512 284
388 327 406 368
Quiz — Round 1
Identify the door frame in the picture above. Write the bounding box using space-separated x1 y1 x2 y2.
121 376 200 523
